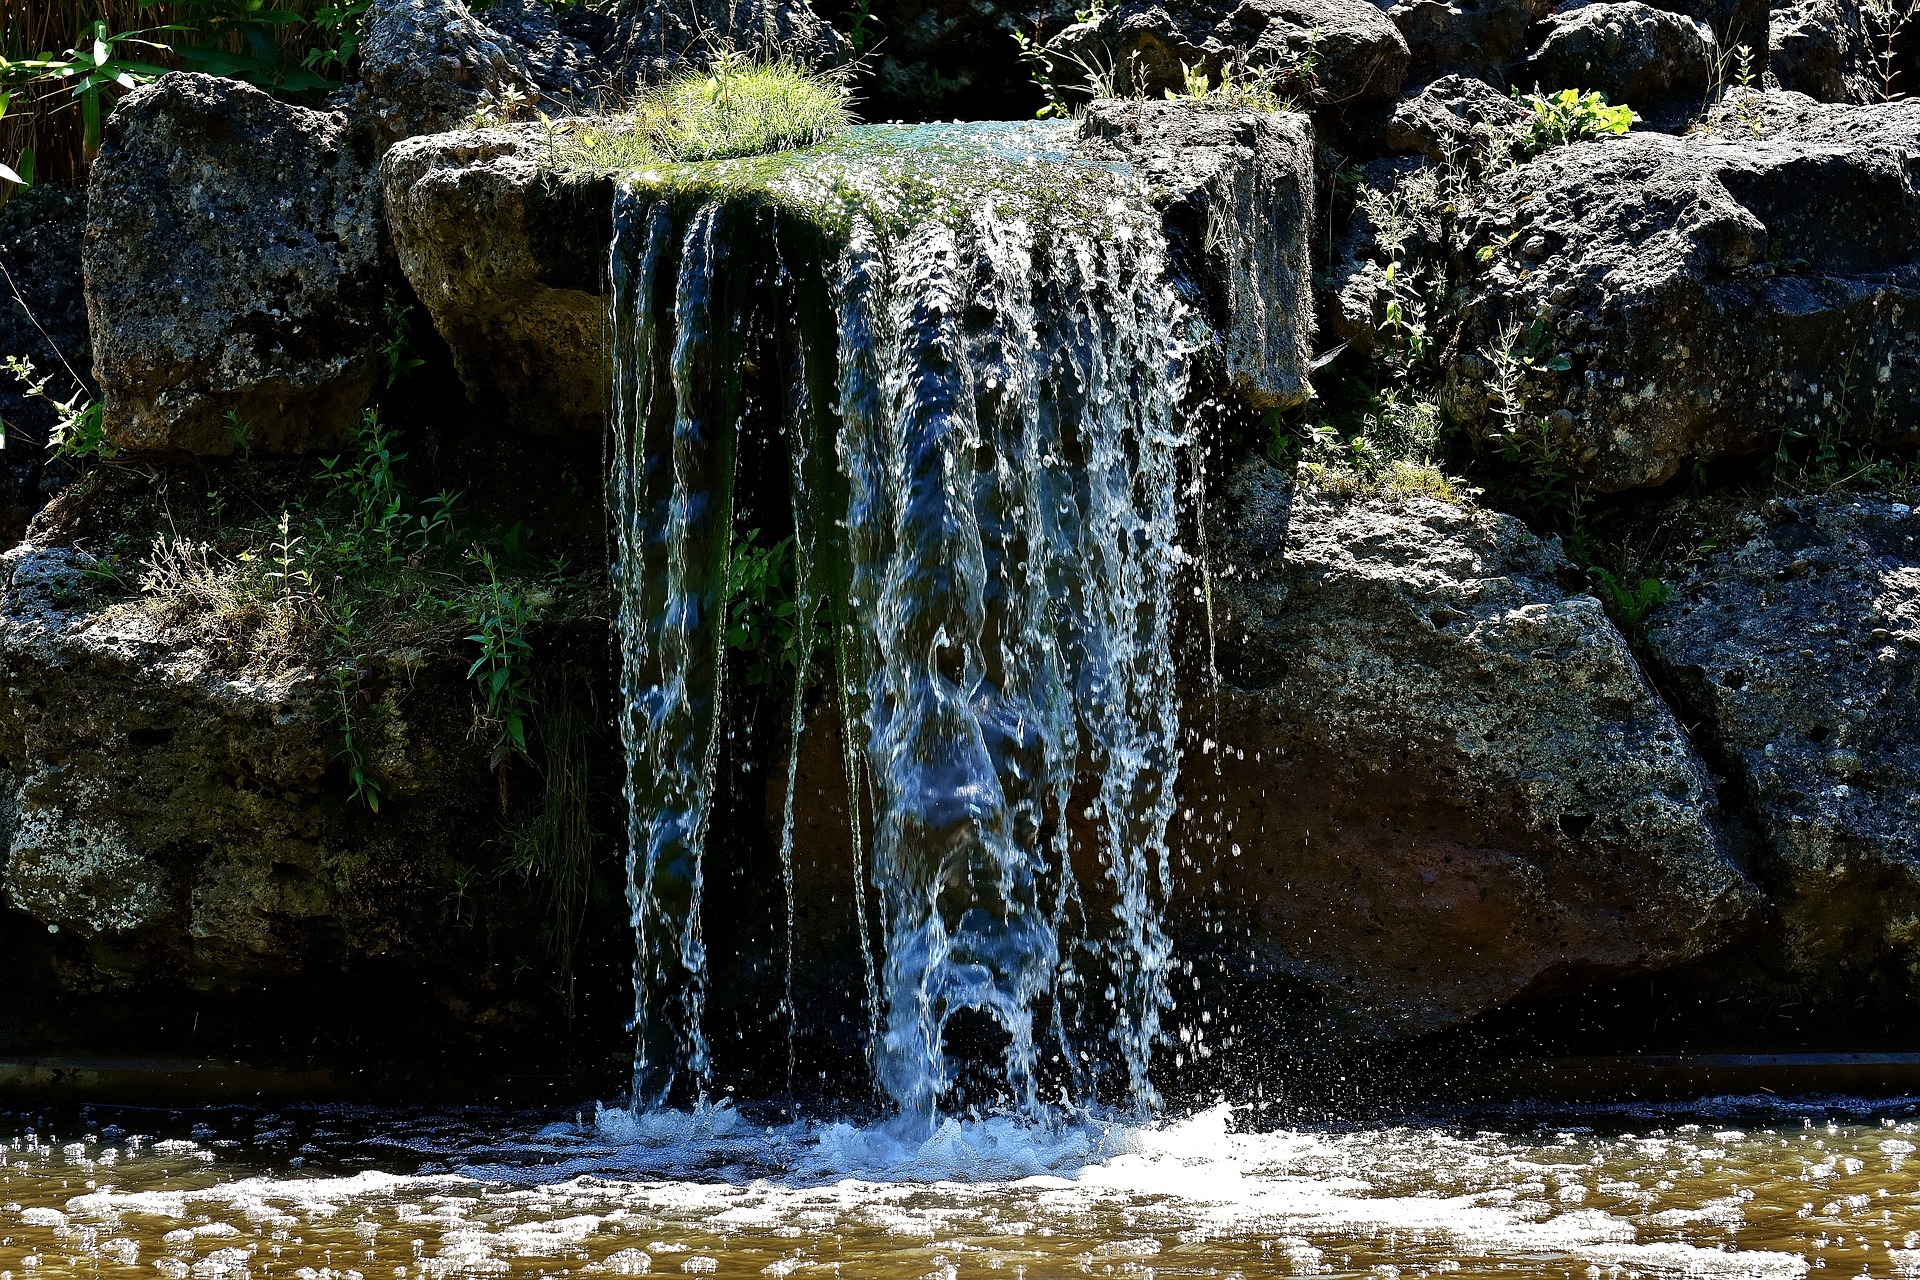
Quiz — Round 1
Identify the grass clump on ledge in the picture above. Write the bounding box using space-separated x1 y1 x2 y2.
558 47 854 171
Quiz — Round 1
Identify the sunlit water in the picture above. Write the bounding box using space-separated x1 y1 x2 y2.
2 1097 1917 1280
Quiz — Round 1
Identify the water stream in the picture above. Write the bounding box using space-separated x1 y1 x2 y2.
610 122 1190 1125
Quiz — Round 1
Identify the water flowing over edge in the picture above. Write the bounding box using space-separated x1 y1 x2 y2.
607 135 1194 1126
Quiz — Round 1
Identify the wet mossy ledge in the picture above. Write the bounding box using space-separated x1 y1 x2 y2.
381 100 1317 445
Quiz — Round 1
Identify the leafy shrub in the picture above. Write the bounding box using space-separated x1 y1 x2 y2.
1 0 365 188
1510 89 1636 158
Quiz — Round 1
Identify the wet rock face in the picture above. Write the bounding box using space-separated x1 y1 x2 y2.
1196 464 1755 1042
85 74 394 457
1644 496 1920 1004
1078 101 1316 409
1526 2 1718 132
1446 93 1920 492
382 105 1315 441
0 536 488 995
381 129 616 445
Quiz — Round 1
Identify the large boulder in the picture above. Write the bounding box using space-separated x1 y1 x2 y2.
1644 495 1920 1006
1380 72 1530 160
85 74 394 457
351 0 545 147
381 129 616 445
1446 93 1920 492
0 535 482 993
1525 2 1718 131
1196 465 1756 1042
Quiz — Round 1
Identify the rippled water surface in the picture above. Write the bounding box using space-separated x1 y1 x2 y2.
2 1097 1917 1280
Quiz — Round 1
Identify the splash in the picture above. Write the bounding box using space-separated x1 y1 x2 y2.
609 122 1190 1124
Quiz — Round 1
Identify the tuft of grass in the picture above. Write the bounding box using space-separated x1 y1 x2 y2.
558 47 853 172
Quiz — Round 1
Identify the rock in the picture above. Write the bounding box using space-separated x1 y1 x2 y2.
601 0 850 89
1446 94 1920 492
1380 72 1531 160
382 104 1315 440
479 0 612 107
353 0 539 148
1324 156 1434 354
84 73 394 457
381 128 615 445
1525 2 1718 132
1643 495 1920 1005
0 187 81 542
1047 0 1411 103
1079 100 1317 409
1197 463 1756 1042
1769 0 1887 104
1657 0 1769 61
0 534 481 991
1385 0 1541 87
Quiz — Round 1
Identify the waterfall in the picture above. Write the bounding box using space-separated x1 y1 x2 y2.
610 123 1190 1124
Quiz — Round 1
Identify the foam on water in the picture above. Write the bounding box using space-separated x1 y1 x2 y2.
9 1100 1916 1279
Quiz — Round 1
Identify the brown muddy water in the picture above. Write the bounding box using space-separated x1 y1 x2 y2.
0 1098 1916 1280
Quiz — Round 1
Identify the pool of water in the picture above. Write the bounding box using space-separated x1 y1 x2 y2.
1 1097 1916 1280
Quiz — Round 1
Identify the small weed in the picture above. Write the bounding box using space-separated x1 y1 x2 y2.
1590 566 1673 628
3 354 107 459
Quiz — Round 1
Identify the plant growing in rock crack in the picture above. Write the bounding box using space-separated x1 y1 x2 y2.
121 410 569 809
1506 89 1636 159
1866 0 1920 101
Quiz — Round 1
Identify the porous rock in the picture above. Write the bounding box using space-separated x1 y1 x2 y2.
1770 0 1885 104
1380 72 1531 160
381 129 615 444
0 536 485 993
600 0 850 88
1382 0 1543 87
1525 2 1718 132
1195 463 1756 1041
352 0 541 148
1644 495 1920 1005
1079 100 1317 409
382 104 1315 439
1048 0 1411 103
1446 93 1920 492
84 74 393 457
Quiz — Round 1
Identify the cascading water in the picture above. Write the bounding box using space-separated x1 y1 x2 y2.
610 123 1190 1126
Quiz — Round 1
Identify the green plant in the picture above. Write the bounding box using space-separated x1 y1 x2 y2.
561 45 853 169
143 0 336 90
1866 0 1920 101
3 354 106 458
1590 567 1672 628
1509 88 1636 158
378 297 426 387
466 549 536 767
726 526 812 686
498 676 600 1019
